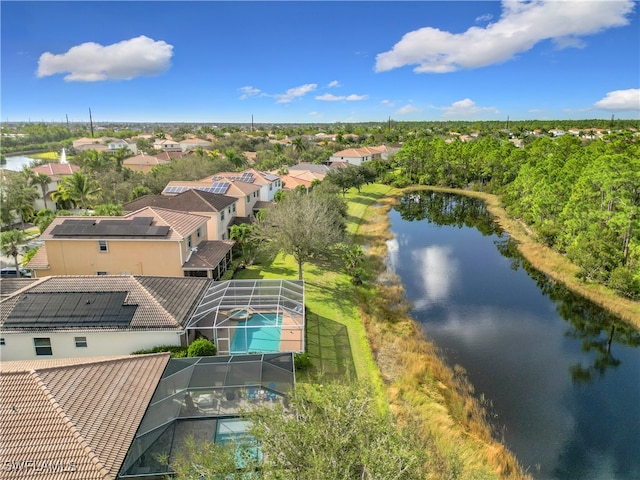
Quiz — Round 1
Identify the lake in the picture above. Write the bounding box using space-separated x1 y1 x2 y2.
387 191 640 480
2 155 37 171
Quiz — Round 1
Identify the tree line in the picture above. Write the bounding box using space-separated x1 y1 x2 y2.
390 131 639 298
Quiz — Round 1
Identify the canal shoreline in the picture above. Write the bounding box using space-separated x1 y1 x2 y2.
414 186 640 331
356 187 532 479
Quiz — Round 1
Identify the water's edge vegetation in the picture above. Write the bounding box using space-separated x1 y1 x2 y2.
354 186 532 479
354 184 638 479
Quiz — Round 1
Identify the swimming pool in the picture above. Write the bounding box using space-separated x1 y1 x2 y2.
230 312 282 354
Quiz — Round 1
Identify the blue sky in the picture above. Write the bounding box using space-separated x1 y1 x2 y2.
2 1 639 123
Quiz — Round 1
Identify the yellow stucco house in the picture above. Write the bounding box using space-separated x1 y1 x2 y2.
28 207 234 279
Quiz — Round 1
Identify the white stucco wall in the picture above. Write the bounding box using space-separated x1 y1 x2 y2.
0 330 183 361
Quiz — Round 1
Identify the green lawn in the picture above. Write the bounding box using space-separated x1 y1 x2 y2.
233 184 393 391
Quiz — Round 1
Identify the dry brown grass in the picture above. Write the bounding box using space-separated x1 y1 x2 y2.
356 188 532 480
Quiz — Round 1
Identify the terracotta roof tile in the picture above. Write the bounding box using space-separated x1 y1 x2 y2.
0 276 210 332
0 354 169 480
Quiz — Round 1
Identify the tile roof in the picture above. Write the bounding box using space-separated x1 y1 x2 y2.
122 154 169 166
128 207 208 238
0 354 169 480
25 244 49 270
288 162 331 174
0 275 210 332
182 241 235 269
31 163 80 177
0 278 38 298
123 189 237 213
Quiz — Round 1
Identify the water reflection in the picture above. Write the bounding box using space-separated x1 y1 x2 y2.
390 191 640 479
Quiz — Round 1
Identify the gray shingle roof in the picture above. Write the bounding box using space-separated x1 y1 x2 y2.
123 189 237 213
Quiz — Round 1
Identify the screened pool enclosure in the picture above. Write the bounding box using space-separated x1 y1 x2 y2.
119 353 295 478
186 279 305 355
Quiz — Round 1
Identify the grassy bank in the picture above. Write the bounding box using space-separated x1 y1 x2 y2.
414 186 640 331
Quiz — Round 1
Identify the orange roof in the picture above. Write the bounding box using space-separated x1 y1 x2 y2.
0 354 170 480
122 154 169 166
32 163 80 177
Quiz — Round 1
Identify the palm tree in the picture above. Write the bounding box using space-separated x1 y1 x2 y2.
31 173 51 210
34 209 56 234
60 172 101 212
1 229 27 276
292 137 306 162
229 223 256 264
224 149 246 170
50 183 76 210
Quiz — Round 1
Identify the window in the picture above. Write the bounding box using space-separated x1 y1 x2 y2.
98 240 108 252
0 338 5 346
75 336 87 348
187 235 192 248
228 207 232 214
221 211 225 221
246 195 250 203
233 204 236 212
196 227 202 238
270 183 273 190
96 271 108 275
222 233 226 240
34 338 52 356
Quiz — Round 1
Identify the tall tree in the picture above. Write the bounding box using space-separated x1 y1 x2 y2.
1 229 27 276
60 172 101 211
246 381 426 479
255 191 345 280
30 173 52 210
291 137 307 162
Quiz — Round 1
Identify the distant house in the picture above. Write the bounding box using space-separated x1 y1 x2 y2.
122 153 170 174
123 189 238 241
30 162 81 211
0 352 295 479
179 137 212 151
153 139 182 152
27 206 234 279
108 139 137 155
328 146 386 166
163 176 262 218
0 275 211 360
277 163 329 191
208 169 283 202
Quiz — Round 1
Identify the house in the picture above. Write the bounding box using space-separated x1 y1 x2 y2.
328 146 387 166
30 162 81 211
0 275 211 360
153 139 182 152
179 137 212 151
123 189 238 241
163 176 262 218
0 276 303 361
27 206 234 279
0 354 171 480
122 153 170 174
72 136 104 149
208 168 283 202
0 352 295 479
277 163 329 191
108 139 137 155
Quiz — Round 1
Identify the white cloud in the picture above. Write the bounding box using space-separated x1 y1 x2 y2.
315 93 368 102
395 104 422 115
594 89 640 111
441 98 499 117
381 99 396 107
37 35 173 82
375 0 634 73
239 86 261 99
328 80 340 88
274 83 317 104
475 13 493 23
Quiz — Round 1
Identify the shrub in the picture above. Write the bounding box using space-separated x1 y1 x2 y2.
187 338 217 357
131 345 188 358
294 352 312 371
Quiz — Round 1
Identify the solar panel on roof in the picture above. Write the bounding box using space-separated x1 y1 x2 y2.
240 172 255 183
209 181 230 194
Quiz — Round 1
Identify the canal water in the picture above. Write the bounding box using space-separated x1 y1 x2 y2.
387 191 640 480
